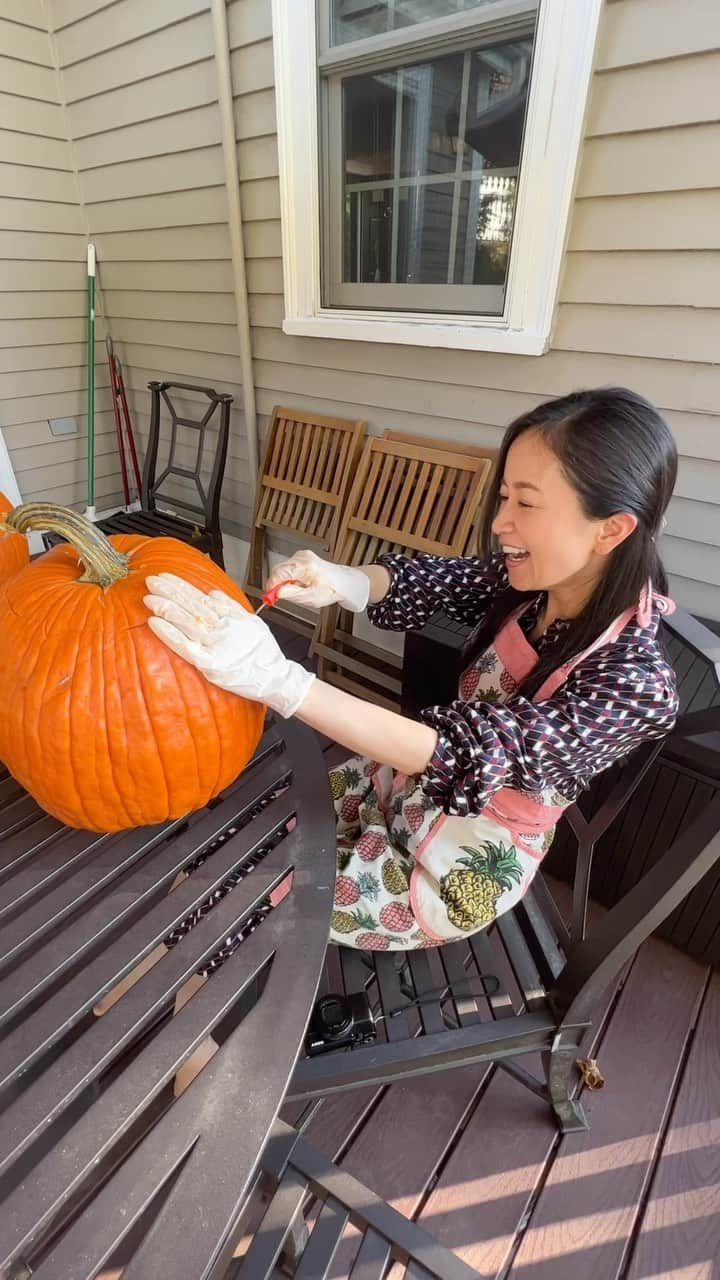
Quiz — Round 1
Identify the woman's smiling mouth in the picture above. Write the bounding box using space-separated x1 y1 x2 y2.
502 545 530 567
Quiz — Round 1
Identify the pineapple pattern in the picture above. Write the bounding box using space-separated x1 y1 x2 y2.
331 908 378 934
330 765 361 800
379 902 415 932
458 667 480 702
381 859 408 896
440 842 523 931
329 635 572 952
340 793 361 825
333 875 360 907
500 670 518 695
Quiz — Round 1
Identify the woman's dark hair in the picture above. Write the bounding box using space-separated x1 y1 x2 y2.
472 386 677 699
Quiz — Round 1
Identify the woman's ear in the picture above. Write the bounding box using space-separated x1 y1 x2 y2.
596 511 638 557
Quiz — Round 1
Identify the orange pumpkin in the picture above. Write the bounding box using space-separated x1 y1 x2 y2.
0 491 30 582
0 503 265 832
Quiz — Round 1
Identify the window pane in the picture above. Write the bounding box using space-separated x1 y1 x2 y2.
452 174 516 286
396 183 455 283
344 72 396 183
398 56 464 177
344 188 394 282
331 0 500 46
461 42 531 171
339 34 532 307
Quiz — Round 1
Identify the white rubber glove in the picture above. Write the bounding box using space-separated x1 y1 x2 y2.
143 573 315 719
266 549 369 612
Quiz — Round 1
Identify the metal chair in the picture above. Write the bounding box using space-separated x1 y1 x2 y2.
288 611 720 1135
548 607 720 963
98 380 233 568
231 1120 480 1278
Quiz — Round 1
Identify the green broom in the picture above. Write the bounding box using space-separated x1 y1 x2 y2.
85 243 96 520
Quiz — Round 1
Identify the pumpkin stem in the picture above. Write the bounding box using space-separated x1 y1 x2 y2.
4 503 130 586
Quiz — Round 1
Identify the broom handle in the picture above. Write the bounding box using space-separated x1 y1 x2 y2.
86 244 96 519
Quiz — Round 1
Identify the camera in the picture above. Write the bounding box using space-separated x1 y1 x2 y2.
305 991 376 1056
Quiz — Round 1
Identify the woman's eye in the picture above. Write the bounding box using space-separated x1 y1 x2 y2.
498 493 535 510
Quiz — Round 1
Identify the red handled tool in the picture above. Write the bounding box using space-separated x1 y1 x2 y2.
106 336 130 508
106 335 142 507
255 579 298 616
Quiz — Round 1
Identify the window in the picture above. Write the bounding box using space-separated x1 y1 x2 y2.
272 0 603 354
325 10 533 313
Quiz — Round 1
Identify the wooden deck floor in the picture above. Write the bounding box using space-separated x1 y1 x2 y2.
275 620 720 1280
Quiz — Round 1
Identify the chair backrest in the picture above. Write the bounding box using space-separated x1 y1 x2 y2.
333 436 493 567
661 607 720 715
253 408 365 550
381 429 498 550
142 381 233 534
525 605 720 960
562 735 667 945
552 761 720 1025
502 708 720 1034
312 439 494 705
381 428 499 464
546 607 720 929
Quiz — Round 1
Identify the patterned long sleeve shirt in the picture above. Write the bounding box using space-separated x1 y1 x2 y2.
367 553 678 816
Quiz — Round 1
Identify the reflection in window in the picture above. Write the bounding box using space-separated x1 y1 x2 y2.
332 0 499 46
341 38 531 299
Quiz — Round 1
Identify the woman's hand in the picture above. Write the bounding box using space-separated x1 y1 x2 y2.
144 574 315 719
145 573 437 773
265 549 371 612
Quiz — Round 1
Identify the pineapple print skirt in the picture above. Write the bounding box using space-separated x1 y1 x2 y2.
329 755 554 952
330 756 435 951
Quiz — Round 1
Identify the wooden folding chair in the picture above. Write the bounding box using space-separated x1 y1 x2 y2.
382 428 499 466
383 428 498 557
311 434 494 707
245 407 366 636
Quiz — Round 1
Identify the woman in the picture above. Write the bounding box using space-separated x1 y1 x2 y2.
145 387 679 953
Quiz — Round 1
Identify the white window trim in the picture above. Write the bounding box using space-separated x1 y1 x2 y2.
271 0 603 356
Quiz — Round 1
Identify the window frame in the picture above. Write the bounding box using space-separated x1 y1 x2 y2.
271 0 603 355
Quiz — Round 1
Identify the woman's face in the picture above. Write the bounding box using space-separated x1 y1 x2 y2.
491 429 630 605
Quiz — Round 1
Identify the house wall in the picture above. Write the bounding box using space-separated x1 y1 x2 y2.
0 0 718 617
0 0 122 509
45 0 271 533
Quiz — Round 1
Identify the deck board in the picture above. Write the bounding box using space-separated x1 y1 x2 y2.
413 893 627 1276
480 940 708 1280
331 1065 490 1275
624 970 720 1280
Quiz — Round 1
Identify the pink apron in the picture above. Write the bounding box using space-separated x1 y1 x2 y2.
329 584 673 951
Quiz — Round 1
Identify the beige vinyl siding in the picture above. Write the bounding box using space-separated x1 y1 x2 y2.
0 3 118 510
240 0 720 619
49 0 254 533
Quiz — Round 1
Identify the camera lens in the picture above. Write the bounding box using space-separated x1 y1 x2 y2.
317 994 351 1036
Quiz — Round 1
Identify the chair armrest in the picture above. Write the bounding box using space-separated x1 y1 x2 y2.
566 738 664 847
550 795 720 1023
672 707 720 737
664 607 720 672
